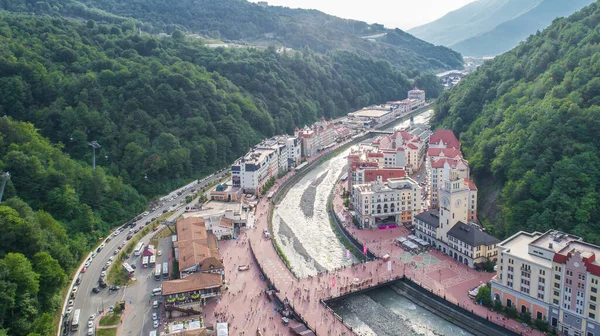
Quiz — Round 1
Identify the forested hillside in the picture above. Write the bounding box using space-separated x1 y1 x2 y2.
0 13 425 196
0 117 147 335
433 2 600 242
0 0 463 72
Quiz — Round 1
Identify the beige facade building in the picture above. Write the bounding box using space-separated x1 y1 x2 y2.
492 230 600 336
351 176 422 228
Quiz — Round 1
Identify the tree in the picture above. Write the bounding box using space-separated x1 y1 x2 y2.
32 252 66 309
476 284 492 307
171 29 184 40
522 310 532 324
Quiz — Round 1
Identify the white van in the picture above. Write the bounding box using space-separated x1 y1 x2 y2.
151 288 162 296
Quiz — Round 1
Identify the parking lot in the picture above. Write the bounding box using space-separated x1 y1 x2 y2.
119 235 173 336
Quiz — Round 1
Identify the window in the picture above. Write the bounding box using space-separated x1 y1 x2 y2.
593 287 598 293
555 274 561 280
553 299 559 305
592 304 597 311
537 311 543 320
539 277 546 283
555 283 561 289
538 293 544 300
567 270 573 277
591 313 597 319
592 295 597 302
588 332 594 336
554 290 560 296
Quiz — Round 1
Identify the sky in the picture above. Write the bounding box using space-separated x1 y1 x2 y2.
248 0 477 30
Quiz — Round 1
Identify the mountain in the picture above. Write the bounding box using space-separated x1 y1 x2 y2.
409 0 594 56
433 2 600 243
409 0 541 47
0 0 463 72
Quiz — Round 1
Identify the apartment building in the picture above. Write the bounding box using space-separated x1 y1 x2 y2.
346 146 406 190
295 116 335 158
492 230 600 336
351 176 422 228
231 135 297 193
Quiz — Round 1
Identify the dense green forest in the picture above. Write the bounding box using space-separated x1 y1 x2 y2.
433 2 600 242
0 0 463 72
0 13 426 195
0 117 147 336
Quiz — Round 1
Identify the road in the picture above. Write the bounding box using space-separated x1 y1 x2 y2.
59 170 230 336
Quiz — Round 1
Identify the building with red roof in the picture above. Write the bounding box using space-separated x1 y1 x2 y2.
429 129 461 150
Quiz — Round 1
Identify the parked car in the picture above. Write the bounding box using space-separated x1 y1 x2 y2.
98 282 107 289
109 285 120 291
66 307 73 315
100 271 106 278
81 267 87 274
126 235 132 241
153 226 159 231
238 265 250 271
68 300 74 306
153 320 159 329
87 327 94 336
158 250 162 256
108 256 114 262
84 261 91 267
162 209 168 214
145 221 151 225
89 314 96 321
114 249 119 255
152 313 158 321
137 216 142 220
88 321 93 328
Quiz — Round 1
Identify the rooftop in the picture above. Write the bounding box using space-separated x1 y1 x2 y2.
414 210 440 228
530 230 581 253
498 231 553 267
448 222 499 247
162 272 222 296
175 217 221 271
430 130 460 149
349 108 392 118
184 201 242 218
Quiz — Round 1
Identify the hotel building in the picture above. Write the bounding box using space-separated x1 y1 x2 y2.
492 230 600 336
351 176 422 228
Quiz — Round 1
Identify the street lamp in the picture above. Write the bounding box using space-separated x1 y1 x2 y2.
88 141 101 170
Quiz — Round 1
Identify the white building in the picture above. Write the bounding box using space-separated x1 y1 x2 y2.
408 87 426 102
351 176 422 228
231 135 298 193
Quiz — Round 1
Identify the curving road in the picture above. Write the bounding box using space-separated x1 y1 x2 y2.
59 170 230 336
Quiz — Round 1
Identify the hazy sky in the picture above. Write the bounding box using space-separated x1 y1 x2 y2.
249 0 476 30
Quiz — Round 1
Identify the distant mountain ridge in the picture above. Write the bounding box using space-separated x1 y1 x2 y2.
409 0 594 56
0 0 462 72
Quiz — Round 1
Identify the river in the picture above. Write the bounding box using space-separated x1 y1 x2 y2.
273 109 472 335
272 110 434 278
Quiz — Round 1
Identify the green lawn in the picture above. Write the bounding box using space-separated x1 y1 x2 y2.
99 313 121 326
96 328 117 336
